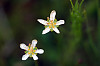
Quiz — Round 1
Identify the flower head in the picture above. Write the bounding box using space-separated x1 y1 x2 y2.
37 10 65 34
20 39 44 60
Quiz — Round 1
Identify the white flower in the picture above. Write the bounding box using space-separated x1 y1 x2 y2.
20 39 44 60
37 10 65 34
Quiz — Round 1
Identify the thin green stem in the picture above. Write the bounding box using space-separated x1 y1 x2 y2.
80 0 84 8
35 61 38 66
70 0 74 9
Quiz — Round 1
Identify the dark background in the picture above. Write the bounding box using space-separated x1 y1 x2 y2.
0 0 100 66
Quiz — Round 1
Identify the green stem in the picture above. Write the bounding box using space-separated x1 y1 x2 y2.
70 0 74 9
35 61 38 66
79 0 84 8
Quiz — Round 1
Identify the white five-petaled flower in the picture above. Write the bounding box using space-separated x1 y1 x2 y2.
37 10 65 34
20 39 44 60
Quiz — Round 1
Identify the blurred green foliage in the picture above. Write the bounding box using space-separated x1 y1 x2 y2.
0 0 99 66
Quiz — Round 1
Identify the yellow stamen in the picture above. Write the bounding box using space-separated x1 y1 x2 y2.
54 23 56 25
29 43 31 46
30 47 33 52
28 52 30 54
32 53 34 55
51 20 53 23
33 50 36 52
34 39 37 42
53 26 55 28
47 17 49 20
47 23 49 25
49 26 51 28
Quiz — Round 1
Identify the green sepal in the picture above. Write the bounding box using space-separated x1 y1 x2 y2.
55 25 59 28
28 45 31 49
29 46 30 49
25 51 28 53
47 20 50 22
34 47 37 50
45 25 49 28
29 53 32 57
50 28 53 31
54 19 57 23
33 52 37 55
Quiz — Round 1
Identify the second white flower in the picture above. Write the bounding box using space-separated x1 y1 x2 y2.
37 10 65 34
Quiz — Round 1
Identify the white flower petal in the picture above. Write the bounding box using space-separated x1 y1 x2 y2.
20 43 29 50
31 39 37 48
56 20 65 25
22 53 29 60
32 54 38 60
53 27 60 33
42 27 50 34
37 19 48 25
50 10 56 21
35 49 44 54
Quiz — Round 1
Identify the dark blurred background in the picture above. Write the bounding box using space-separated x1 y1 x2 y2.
0 0 99 66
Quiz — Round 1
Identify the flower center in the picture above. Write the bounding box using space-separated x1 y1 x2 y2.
28 47 37 55
29 47 34 53
24 44 37 57
47 20 56 28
